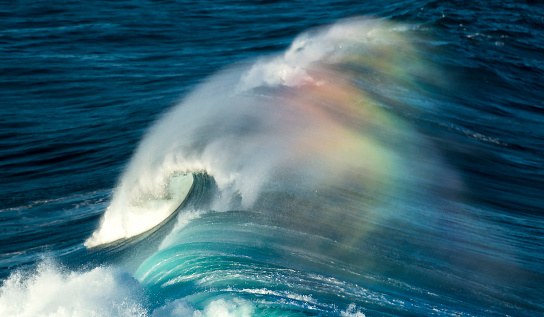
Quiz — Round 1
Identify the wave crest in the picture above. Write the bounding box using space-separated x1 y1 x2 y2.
86 17 448 248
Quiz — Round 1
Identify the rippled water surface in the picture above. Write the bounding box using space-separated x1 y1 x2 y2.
1 1 543 316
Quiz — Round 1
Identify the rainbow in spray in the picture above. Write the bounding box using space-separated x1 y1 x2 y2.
86 18 455 255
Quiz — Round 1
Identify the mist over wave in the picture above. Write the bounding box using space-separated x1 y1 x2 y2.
86 18 457 248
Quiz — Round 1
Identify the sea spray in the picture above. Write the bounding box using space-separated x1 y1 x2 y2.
86 18 452 249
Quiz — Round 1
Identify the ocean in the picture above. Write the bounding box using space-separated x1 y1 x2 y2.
1 0 543 316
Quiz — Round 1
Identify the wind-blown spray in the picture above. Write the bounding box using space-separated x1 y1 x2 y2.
86 18 451 249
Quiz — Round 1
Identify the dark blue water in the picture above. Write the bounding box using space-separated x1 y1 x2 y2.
1 1 543 316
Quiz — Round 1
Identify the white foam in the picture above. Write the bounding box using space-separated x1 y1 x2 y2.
0 262 259 317
151 298 254 317
0 261 148 317
340 304 366 317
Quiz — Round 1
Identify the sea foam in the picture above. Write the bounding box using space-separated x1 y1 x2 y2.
0 261 147 317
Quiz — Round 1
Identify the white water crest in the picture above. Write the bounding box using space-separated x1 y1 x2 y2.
86 173 193 247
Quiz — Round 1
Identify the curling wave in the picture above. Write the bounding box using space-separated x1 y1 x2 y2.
86 18 452 249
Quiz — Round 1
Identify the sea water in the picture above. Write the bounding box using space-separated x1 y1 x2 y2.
1 1 543 316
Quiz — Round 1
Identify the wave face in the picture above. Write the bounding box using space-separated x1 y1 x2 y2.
82 18 527 315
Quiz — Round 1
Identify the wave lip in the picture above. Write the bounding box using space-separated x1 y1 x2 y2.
85 173 193 248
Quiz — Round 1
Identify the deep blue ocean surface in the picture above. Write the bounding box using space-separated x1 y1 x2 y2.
1 1 543 316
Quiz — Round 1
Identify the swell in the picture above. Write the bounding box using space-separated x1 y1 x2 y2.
132 175 540 316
